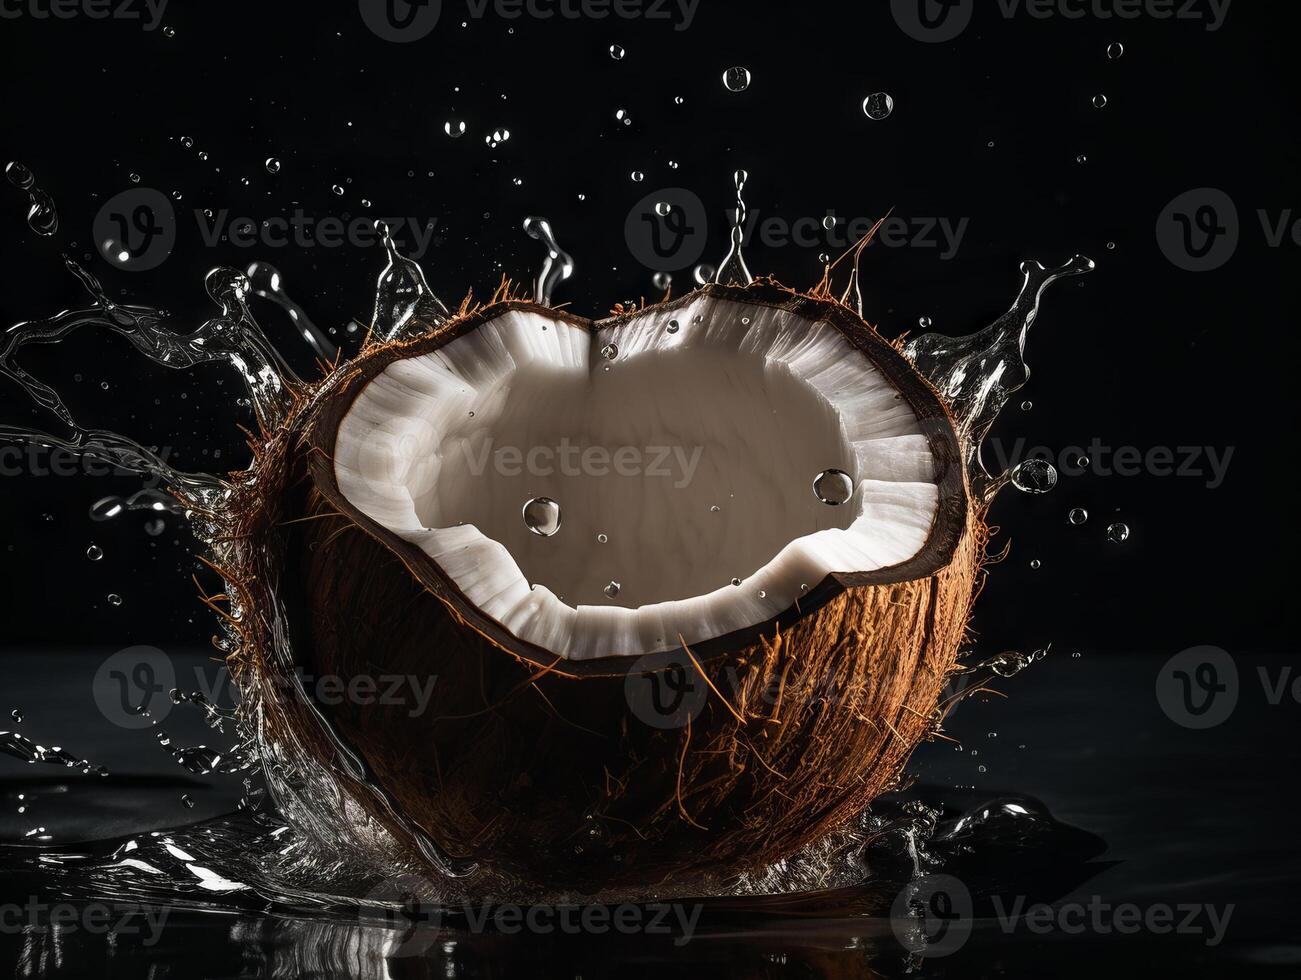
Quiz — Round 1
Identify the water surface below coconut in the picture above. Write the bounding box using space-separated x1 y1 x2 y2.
1 648 1293 978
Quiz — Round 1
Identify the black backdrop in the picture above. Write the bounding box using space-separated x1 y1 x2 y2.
0 0 1295 661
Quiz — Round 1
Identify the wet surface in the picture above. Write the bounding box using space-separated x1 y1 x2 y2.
1 647 1294 977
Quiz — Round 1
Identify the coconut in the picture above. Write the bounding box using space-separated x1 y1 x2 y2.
222 279 985 893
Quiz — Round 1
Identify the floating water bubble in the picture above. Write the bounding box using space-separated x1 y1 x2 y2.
666 319 680 334
730 577 742 586
673 95 684 105
522 497 561 537
693 263 716 284
1092 94 1108 109
86 544 104 561
722 66 751 92
710 505 720 513
129 173 140 183
264 157 281 174
822 215 836 230
331 184 344 196
655 201 671 216
630 170 644 182
1067 507 1089 525
1011 459 1058 494
1076 154 1088 164
862 92 894 120
443 119 466 138
1107 42 1124 60
1020 400 1033 411
596 533 608 544
484 127 511 148
1029 559 1041 570
608 44 625 60
162 25 175 37
813 468 854 506
180 136 193 148
668 160 679 169
603 581 621 599
918 316 933 329
615 109 632 126
652 272 671 290
600 343 619 361
107 593 123 607
144 517 166 537
182 794 195 809
10 709 22 723
1105 522 1130 544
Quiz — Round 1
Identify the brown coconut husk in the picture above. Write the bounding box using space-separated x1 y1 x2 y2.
220 280 987 893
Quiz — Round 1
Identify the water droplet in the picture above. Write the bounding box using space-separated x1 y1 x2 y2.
107 593 123 607
1020 399 1033 411
10 709 22 723
1011 459 1058 494
181 793 195 808
918 315 932 329
601 343 619 361
162 25 175 37
758 590 767 599
1076 154 1088 164
443 120 466 138
710 505 720 513
813 469 854 506
1029 559 1042 570
1067 507 1089 526
693 263 716 284
730 577 742 586
615 108 632 126
1107 42 1124 60
603 581 621 599
668 160 679 169
652 271 671 290
484 128 511 148
86 544 104 561
655 201 671 216
264 157 281 174
666 319 680 334
822 215 836 230
673 95 684 105
180 136 193 148
608 44 625 60
128 173 140 183
1105 522 1130 544
597 533 608 544
862 92 894 120
144 517 166 537
722 66 752 92
630 170 644 182
1092 94 1108 109
522 497 562 537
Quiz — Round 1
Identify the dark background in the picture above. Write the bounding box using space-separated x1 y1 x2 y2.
0 0 1295 663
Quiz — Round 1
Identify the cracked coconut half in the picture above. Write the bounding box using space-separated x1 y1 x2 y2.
231 279 983 892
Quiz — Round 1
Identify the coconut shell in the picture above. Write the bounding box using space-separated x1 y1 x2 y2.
221 281 985 893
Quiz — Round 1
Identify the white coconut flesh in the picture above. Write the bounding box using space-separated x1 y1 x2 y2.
334 293 941 661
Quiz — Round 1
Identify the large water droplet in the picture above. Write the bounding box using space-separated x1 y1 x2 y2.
722 66 751 92
1106 42 1124 60
522 497 562 537
264 157 281 174
443 120 466 138
1011 459 1058 494
813 468 854 505
609 44 625 60
86 544 104 561
1067 507 1089 525
862 92 895 120
1092 94 1108 109
1105 522 1130 544
603 581 621 599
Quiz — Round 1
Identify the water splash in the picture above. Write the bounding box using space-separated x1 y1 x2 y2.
245 261 338 361
714 169 753 286
1 728 107 776
902 255 1094 499
371 221 450 342
4 160 58 237
90 488 187 522
522 216 574 306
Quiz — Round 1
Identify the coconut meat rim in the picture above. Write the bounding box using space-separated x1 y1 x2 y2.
333 292 943 661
